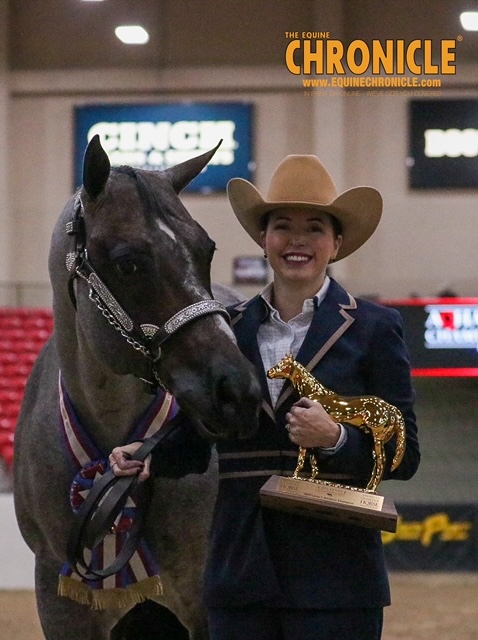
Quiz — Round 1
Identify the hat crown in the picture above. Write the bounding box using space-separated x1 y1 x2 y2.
266 155 338 206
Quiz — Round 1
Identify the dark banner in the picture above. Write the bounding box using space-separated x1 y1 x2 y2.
383 504 478 571
74 102 254 193
409 99 478 189
383 298 478 377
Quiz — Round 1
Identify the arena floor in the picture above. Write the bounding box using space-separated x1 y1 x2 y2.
1 574 477 639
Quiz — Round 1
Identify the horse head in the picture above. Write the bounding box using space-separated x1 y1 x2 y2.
49 135 261 441
267 353 296 381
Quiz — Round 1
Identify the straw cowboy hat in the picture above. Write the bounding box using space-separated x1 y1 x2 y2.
227 155 382 261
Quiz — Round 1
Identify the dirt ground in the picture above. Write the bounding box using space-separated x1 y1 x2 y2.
0 574 477 639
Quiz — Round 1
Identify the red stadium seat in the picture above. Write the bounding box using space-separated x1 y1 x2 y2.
0 388 23 403
0 316 22 329
28 328 51 342
0 351 18 364
0 432 14 446
2 328 25 341
1 403 21 418
0 340 15 352
0 363 31 377
0 417 17 431
0 307 53 467
18 352 40 365
1 445 14 466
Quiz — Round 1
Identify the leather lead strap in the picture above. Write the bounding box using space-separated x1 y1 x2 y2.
66 415 183 580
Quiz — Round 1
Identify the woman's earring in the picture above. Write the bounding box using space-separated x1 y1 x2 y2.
263 253 268 259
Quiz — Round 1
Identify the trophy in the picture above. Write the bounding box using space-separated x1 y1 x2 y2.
259 354 406 532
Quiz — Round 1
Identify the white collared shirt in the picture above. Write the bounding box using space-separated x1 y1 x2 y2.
258 277 331 406
257 276 346 453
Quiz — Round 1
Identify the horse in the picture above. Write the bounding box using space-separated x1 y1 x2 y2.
267 353 406 492
13 135 261 640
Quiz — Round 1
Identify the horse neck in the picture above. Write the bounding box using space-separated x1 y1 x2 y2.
290 363 332 398
53 300 152 452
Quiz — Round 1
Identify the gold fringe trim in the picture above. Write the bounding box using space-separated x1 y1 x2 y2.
58 575 163 610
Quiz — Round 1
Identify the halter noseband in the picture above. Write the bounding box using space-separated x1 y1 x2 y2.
66 194 230 394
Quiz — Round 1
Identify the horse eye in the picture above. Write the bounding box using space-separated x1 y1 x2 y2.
116 259 137 275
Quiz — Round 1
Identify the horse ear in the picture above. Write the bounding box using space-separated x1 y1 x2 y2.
163 140 222 194
83 134 111 200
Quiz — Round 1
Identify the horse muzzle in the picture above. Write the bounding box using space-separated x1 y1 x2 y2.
168 361 261 442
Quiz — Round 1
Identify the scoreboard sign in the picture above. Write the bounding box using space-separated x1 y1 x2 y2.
408 99 478 189
383 297 478 376
74 102 254 192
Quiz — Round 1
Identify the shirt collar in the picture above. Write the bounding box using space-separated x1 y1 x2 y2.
260 275 331 316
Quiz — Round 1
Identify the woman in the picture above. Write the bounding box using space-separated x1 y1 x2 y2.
111 154 420 640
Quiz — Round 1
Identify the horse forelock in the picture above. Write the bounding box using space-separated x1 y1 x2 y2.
111 166 211 249
112 166 162 225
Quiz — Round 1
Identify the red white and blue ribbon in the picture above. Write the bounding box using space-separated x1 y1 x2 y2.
58 372 178 609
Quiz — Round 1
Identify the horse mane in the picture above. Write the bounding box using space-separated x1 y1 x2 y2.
114 166 169 225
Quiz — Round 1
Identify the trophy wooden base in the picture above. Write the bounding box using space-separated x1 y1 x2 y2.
260 475 398 532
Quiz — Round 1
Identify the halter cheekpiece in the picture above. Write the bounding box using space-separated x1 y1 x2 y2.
66 193 230 393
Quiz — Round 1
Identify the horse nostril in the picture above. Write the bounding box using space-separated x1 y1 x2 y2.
214 372 260 434
216 374 238 406
216 370 260 406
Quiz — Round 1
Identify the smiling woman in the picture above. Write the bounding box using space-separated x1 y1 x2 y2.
199 154 418 639
259 208 342 320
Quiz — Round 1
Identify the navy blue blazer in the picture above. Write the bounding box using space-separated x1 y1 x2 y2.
153 278 420 610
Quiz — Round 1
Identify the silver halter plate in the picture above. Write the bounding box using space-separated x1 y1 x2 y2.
78 264 229 357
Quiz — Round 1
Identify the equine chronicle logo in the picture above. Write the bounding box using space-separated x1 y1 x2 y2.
284 31 461 96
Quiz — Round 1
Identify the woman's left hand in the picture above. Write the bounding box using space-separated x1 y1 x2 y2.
286 397 341 448
109 442 151 482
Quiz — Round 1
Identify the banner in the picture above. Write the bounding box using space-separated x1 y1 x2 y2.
409 99 478 189
382 298 478 377
383 504 478 571
74 102 254 193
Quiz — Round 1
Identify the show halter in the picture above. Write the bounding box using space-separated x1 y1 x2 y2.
65 193 230 394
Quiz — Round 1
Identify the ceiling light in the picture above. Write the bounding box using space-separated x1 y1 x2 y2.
115 25 150 45
460 11 478 30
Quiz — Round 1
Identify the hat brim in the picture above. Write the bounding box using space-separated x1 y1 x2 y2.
227 178 382 261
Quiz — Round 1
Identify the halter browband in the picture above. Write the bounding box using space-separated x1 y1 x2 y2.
66 194 230 393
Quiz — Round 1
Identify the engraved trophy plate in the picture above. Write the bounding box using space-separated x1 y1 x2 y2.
260 475 398 532
259 354 404 533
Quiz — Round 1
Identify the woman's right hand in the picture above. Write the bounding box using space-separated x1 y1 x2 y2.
108 442 152 482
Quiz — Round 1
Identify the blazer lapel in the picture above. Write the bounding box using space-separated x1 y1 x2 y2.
231 297 276 422
275 280 357 410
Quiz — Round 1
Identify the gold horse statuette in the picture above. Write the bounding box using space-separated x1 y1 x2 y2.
267 354 406 493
